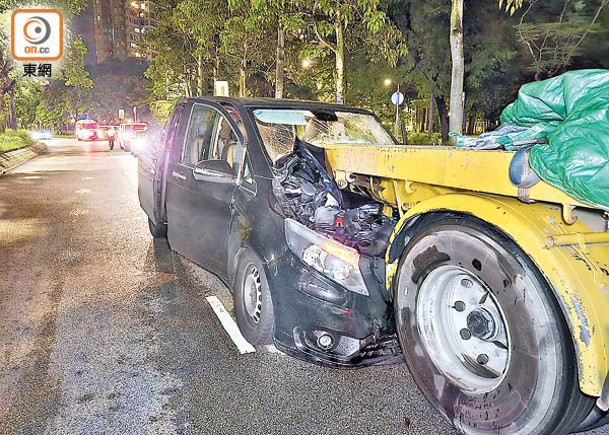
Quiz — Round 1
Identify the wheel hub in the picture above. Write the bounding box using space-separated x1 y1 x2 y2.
416 265 511 392
243 265 262 324
467 308 496 341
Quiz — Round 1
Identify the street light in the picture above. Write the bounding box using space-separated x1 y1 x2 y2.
302 58 312 69
384 78 392 87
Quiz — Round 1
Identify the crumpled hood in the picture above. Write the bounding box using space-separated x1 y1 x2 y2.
273 138 395 257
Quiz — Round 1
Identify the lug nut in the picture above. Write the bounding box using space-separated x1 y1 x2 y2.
477 354 489 365
454 301 466 312
460 329 472 340
461 278 473 288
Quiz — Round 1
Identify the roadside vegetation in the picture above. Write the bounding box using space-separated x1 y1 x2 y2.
0 129 35 152
0 0 608 142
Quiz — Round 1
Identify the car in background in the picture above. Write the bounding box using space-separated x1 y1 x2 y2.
117 122 147 151
30 129 52 140
127 130 147 156
75 120 101 141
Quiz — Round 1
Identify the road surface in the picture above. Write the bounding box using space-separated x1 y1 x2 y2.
0 139 606 435
0 138 455 434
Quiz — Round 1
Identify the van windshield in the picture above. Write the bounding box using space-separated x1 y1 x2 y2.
251 108 395 163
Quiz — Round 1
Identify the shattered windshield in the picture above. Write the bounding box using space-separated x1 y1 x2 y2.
252 109 395 163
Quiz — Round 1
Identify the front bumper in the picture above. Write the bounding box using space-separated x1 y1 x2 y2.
268 250 402 368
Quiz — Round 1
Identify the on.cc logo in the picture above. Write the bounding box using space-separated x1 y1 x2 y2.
11 9 63 61
23 16 51 45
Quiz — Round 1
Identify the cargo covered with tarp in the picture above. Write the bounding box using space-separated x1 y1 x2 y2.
500 69 609 210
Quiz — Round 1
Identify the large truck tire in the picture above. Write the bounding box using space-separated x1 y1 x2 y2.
234 249 274 346
394 213 594 434
574 406 609 432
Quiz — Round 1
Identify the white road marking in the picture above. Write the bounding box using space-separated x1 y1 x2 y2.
206 296 256 354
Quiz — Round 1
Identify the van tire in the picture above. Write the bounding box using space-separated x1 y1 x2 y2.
234 250 274 346
148 218 167 238
394 212 593 434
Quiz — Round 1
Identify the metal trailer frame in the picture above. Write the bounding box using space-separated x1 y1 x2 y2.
325 144 609 402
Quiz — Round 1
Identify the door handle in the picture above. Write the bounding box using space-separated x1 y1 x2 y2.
172 170 186 181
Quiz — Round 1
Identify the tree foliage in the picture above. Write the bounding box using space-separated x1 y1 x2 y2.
0 0 88 131
517 0 609 79
144 0 406 104
386 0 524 139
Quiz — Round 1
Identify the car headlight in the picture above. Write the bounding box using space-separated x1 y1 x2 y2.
284 218 369 296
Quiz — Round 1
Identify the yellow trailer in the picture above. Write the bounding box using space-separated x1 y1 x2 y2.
325 144 609 434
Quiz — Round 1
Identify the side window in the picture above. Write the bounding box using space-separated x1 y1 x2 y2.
182 105 215 166
242 154 254 185
211 116 239 169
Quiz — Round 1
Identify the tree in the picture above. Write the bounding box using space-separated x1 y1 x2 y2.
249 0 305 98
88 59 149 123
0 13 17 131
33 37 93 132
449 0 464 137
222 0 275 97
387 0 523 140
0 0 88 131
306 0 407 104
145 0 230 99
517 0 609 79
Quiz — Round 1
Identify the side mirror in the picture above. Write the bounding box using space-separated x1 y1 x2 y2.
192 160 236 184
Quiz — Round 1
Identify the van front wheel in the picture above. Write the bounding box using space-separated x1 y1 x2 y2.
234 250 274 346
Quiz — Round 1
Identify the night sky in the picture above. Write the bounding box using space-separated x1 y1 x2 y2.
71 1 96 65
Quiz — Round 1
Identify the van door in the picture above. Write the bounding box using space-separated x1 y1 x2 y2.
164 102 243 279
138 103 184 225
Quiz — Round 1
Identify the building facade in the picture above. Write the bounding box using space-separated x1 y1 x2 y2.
93 0 156 63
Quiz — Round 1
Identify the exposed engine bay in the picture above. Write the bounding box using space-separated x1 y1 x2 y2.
273 139 396 258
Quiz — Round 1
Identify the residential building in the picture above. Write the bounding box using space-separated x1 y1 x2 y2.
93 0 156 63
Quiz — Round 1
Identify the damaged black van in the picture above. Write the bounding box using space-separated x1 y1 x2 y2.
138 97 402 367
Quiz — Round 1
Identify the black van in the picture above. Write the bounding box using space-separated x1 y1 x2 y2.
138 97 401 367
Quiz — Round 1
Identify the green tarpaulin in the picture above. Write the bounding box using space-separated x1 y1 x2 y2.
501 69 609 210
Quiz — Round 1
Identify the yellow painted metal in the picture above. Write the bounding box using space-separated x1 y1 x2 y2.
547 232 609 246
325 144 609 397
325 144 588 208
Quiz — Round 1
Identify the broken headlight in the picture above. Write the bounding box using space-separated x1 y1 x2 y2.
284 218 369 296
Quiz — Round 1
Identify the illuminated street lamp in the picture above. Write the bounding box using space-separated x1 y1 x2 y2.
302 58 312 69
384 78 392 87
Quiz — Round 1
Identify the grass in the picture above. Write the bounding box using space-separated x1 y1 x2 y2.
0 130 36 152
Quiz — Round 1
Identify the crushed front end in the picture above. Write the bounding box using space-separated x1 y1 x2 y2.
269 138 402 367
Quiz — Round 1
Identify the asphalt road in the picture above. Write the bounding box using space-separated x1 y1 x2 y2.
0 138 455 435
0 139 606 435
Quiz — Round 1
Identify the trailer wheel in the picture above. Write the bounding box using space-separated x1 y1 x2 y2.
394 213 593 434
234 250 274 346
574 406 609 432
